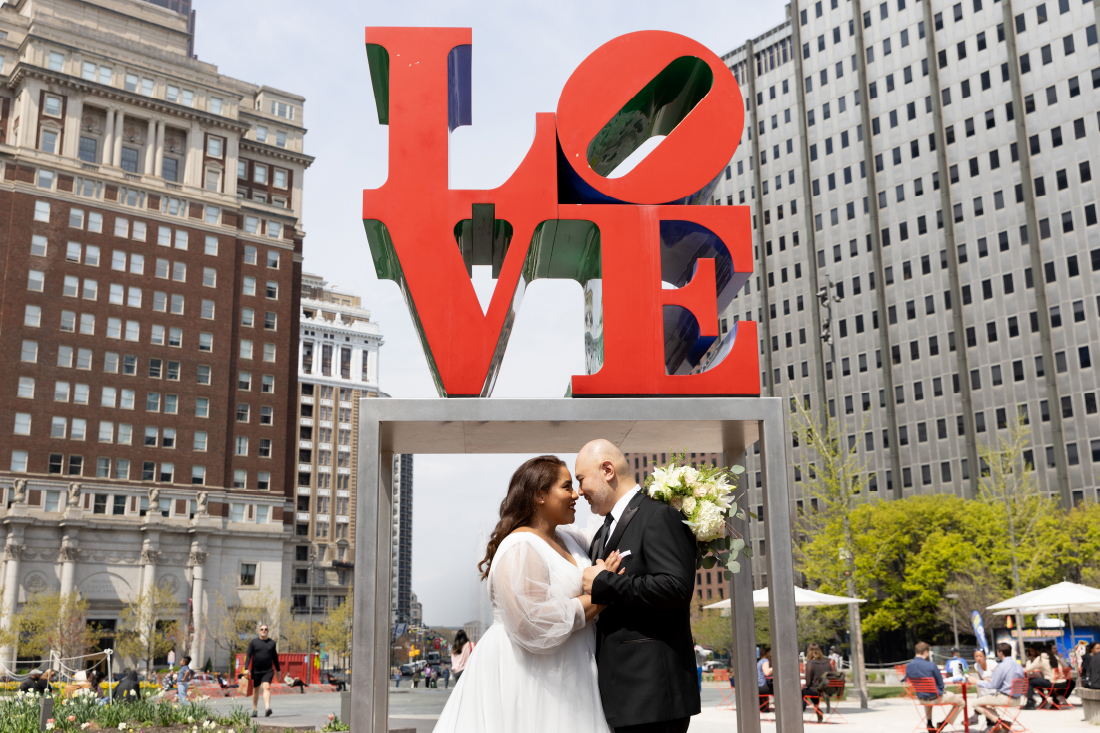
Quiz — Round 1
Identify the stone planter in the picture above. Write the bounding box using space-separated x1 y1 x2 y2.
1081 687 1100 725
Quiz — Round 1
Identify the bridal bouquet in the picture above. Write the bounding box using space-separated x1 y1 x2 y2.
644 452 749 577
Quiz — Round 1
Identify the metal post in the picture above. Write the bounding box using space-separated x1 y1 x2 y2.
724 443 759 733
308 549 315 684
946 594 960 649
760 400 804 732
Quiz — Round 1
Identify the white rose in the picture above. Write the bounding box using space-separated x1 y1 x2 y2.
682 496 697 514
695 501 726 541
693 484 707 497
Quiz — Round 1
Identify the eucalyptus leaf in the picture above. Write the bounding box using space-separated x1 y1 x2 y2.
731 465 745 474
702 555 717 569
731 538 746 552
743 546 754 558
727 560 741 573
724 570 733 580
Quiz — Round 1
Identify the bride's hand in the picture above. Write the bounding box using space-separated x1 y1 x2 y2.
603 550 626 575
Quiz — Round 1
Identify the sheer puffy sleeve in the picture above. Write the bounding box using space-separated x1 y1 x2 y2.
490 537 585 654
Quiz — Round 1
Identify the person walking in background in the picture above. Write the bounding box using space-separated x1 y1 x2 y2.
802 644 833 723
394 670 401 689
176 656 193 702
412 667 421 689
245 624 281 718
451 631 474 683
442 666 451 689
828 646 843 671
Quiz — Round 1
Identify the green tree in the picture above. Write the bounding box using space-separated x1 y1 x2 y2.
975 416 1058 656
205 587 297 671
690 599 732 656
116 585 183 672
317 596 353 669
790 400 870 706
19 592 100 662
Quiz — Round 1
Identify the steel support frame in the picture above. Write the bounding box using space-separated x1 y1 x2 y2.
351 397 802 733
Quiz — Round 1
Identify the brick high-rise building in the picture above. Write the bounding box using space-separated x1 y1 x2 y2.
0 0 311 668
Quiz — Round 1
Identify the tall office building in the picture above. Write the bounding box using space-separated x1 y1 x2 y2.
294 273 382 612
0 0 312 668
392 453 414 625
699 0 1100 588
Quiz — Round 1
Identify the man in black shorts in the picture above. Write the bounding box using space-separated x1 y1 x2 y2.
245 624 280 717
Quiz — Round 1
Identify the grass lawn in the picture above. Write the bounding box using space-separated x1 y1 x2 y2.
867 685 906 699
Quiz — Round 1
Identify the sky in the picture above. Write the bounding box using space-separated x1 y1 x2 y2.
194 0 786 627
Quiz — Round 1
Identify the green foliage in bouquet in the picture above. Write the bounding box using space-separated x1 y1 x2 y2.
643 451 749 578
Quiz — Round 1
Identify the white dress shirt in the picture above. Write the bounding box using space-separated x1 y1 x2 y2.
606 485 641 541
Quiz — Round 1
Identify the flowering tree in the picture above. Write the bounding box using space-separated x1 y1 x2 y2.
116 585 182 672
20 592 100 663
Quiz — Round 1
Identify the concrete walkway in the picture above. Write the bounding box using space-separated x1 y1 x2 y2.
206 689 1096 731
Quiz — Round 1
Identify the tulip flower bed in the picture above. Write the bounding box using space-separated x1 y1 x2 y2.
0 691 256 733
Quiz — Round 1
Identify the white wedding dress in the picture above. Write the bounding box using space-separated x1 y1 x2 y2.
433 527 610 733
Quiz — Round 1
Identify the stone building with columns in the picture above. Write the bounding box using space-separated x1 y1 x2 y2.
0 0 312 670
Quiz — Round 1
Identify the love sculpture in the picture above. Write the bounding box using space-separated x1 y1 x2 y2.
362 28 759 397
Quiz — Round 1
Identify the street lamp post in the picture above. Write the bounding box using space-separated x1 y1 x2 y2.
307 546 315 683
946 593 960 649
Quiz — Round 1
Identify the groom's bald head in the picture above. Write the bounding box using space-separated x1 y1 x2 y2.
575 439 634 515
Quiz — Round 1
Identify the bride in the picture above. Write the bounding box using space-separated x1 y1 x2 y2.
433 455 623 732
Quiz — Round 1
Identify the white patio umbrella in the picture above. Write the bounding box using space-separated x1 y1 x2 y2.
703 586 865 611
987 581 1100 643
987 581 1100 615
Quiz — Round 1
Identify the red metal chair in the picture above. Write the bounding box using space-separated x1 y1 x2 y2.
905 678 963 733
759 676 775 723
804 678 848 725
982 678 1030 732
1041 667 1075 710
897 665 916 701
713 669 735 710
823 677 849 722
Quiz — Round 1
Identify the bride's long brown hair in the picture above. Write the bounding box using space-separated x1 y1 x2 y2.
478 455 567 579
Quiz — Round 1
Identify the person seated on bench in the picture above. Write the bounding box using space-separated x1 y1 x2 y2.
284 674 308 693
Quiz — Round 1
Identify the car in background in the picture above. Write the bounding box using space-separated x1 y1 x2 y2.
702 661 728 673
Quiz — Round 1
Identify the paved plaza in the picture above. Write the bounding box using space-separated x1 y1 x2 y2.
206 688 1096 731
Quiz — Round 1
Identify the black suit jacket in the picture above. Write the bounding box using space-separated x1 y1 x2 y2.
590 492 700 727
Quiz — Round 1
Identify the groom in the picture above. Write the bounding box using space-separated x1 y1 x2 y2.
577 440 700 733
